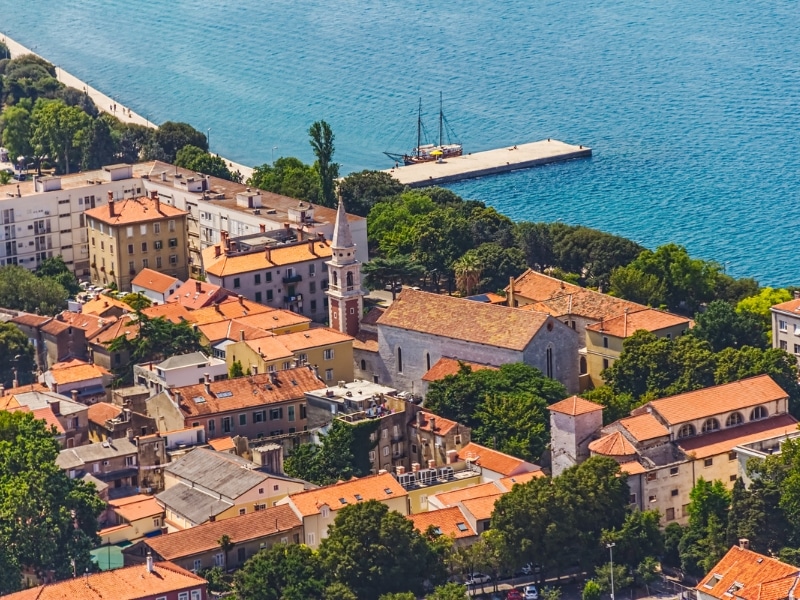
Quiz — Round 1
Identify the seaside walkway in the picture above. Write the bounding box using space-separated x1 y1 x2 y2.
385 139 591 187
1 33 254 181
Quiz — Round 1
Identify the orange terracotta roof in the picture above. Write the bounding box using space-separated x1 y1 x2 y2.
58 311 115 339
2 561 206 600
203 240 332 278
459 493 503 521
82 295 132 317
498 471 546 490
619 460 648 475
243 337 295 361
277 327 353 351
771 298 800 315
361 307 385 326
207 436 236 452
234 310 313 332
353 331 378 352
189 296 274 324
141 301 194 324
110 495 164 522
287 472 407 517
589 431 638 457
421 357 498 382
11 313 51 328
145 504 300 561
548 395 604 416
458 442 539 477
92 315 139 345
409 411 461 436
40 319 71 336
1 382 47 396
172 366 322 418
507 269 584 301
378 289 554 351
131 268 181 294
696 545 799 600
167 279 228 310
434 482 504 507
0 395 22 410
49 362 106 386
648 375 788 425
678 413 799 460
618 413 670 442
409 506 476 539
87 402 122 426
198 320 269 345
31 407 65 434
85 195 187 225
586 308 692 337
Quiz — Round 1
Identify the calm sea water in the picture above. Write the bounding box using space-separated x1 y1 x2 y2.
3 1 799 284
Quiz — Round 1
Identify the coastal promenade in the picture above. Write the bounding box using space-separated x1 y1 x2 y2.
386 139 591 187
1 33 254 181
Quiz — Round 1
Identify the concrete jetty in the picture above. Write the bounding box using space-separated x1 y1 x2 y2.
385 139 591 187
0 32 254 181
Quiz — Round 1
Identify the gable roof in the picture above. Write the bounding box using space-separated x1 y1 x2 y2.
56 438 138 470
81 295 133 317
13 390 87 416
286 472 407 517
548 395 604 416
697 545 799 600
409 411 461 436
588 431 638 457
91 315 139 346
422 357 498 382
2 561 206 600
141 301 194 324
87 402 122 426
497 471 545 489
678 413 798 460
131 268 181 294
189 296 274 324
156 483 233 524
409 506 476 539
58 311 115 339
31 407 65 435
144 504 300 561
617 413 670 442
460 493 503 521
48 361 106 386
648 375 788 426
109 495 163 522
171 367 322 418
771 298 800 316
458 442 540 477
433 482 504 507
167 279 228 310
85 195 187 225
202 240 332 277
378 289 554 351
508 269 583 300
585 308 691 337
277 327 353 351
163 448 267 498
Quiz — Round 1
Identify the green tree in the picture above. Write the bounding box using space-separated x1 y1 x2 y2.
0 322 36 388
229 359 245 378
515 222 554 272
338 170 404 217
471 242 527 293
662 522 684 568
453 251 483 296
120 292 152 311
361 255 425 299
200 566 231 594
0 264 70 315
218 534 234 570
678 478 731 576
366 190 436 257
737 287 792 331
602 510 663 570
309 120 339 207
1 104 33 161
80 116 116 171
725 477 788 555
0 411 104 591
152 121 208 163
608 265 666 307
582 579 602 600
324 583 358 600
594 562 632 594
582 386 634 425
174 144 236 181
319 501 440 599
247 157 320 203
691 300 766 352
473 392 549 461
428 582 468 600
378 593 415 600
35 255 81 297
233 543 326 600
31 98 91 174
284 420 372 485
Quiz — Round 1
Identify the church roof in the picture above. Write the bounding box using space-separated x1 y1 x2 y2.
331 199 354 249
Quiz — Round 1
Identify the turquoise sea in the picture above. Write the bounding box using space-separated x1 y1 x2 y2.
2 0 799 284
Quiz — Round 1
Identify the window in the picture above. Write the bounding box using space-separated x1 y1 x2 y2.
153 223 161 234
648 495 657 503
179 593 188 600
214 553 224 567
255 503 266 511
730 474 738 482
169 238 178 247
670 466 679 476
602 358 609 370
397 347 403 372
191 590 202 600
325 368 333 381
665 507 675 521
546 346 553 378
126 456 136 466
128 260 135 273
307 532 316 545
255 273 261 284
170 254 177 265
780 319 788 331
310 281 316 294
309 263 316 276
781 340 788 350
222 416 232 433
360 359 366 371
369 450 376 462
705 575 723 590
254 410 266 423
156 256 162 269
411 444 418 454
126 226 134 238
237 547 246 563
677 424 696 438
750 406 768 421
239 414 247 426
603 336 609 348
266 290 274 301
726 412 744 427
704 458 713 467
266 271 272 282
141 242 148 252
729 451 737 461
629 493 637 504
646 472 657 482
270 408 283 420
233 277 241 289
310 299 317 312
274 484 279 491
140 224 147 235
239 508 246 516
671 489 679 497
154 240 163 250
701 418 720 433
255 291 262 303
323 348 334 360
169 220 176 232
100 241 104 250
193 559 201 572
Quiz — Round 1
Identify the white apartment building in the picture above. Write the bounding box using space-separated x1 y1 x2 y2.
771 294 800 364
0 162 368 277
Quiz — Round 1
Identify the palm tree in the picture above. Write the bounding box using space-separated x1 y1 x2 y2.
218 534 235 570
453 252 483 296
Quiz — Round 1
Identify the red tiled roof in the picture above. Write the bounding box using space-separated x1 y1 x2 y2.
361 307 385 326
771 298 800 315
409 411 461 436
11 313 50 328
678 414 799 460
409 506 476 539
421 357 498 382
49 361 106 386
617 413 670 442
109 495 164 522
459 493 503 521
648 375 788 425
585 308 692 337
131 268 181 294
167 279 228 310
696 545 799 600
353 331 378 352
85 195 187 225
458 442 539 477
31 407 65 435
190 296 274 324
2 561 206 600
287 472 407 517
589 431 638 457
202 240 332 277
548 395 604 416
87 402 122 426
92 315 139 345
141 301 194 324
497 471 545 489
434 482 503 507
82 295 132 317
207 437 236 452
59 311 115 340
145 504 300 561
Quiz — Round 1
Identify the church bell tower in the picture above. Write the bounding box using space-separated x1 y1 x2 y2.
326 198 363 337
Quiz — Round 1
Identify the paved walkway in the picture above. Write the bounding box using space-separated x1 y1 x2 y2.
1 32 254 181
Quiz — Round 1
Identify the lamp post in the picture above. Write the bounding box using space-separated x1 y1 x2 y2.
607 542 616 600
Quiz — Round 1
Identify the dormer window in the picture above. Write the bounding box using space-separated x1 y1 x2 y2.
321 506 330 518
701 418 720 433
677 424 696 438
704 575 723 589
726 412 744 427
750 406 768 421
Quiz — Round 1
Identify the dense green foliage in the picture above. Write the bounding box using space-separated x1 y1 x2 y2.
175 144 239 181
0 55 210 175
234 543 326 600
309 120 339 207
361 255 425 299
0 322 36 388
425 362 567 461
120 292 152 311
690 300 766 352
0 411 104 593
247 156 320 203
0 263 71 314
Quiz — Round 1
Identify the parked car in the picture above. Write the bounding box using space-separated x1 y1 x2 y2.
465 573 492 586
523 585 539 600
507 590 524 600
384 282 402 292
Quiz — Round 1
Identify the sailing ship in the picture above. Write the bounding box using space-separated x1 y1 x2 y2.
384 93 462 166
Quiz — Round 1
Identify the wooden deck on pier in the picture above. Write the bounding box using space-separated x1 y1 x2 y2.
385 139 591 187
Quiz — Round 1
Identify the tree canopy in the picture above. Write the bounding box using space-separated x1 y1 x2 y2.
338 170 404 217
0 264 70 315
0 323 36 388
234 543 326 600
247 157 320 204
175 144 238 181
308 120 339 207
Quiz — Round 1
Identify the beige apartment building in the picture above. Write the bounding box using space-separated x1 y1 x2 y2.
85 191 189 291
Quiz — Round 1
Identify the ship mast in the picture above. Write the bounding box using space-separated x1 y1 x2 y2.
416 98 422 158
439 92 443 148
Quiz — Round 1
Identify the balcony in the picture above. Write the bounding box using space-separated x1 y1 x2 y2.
282 274 303 284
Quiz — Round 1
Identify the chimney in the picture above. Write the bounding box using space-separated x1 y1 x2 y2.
429 416 436 433
195 280 202 293
284 222 291 233
71 389 79 403
508 276 515 308
108 192 115 217
260 224 266 233
49 399 60 416
416 411 423 428
204 373 211 394
296 226 304 241
428 459 436 469
623 307 629 338
239 329 245 341
173 390 182 404
221 231 229 251
148 361 153 371
238 294 244 306
265 246 272 262
214 244 221 258
308 239 316 255
146 553 154 574
311 364 320 379
126 428 134 441
150 190 160 212
411 462 420 473
270 372 278 384
123 408 131 422
317 232 325 241
251 365 258 375
396 465 406 475
446 449 458 464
